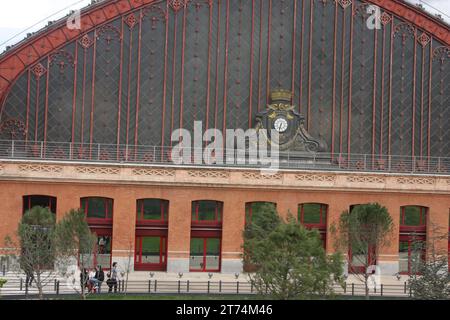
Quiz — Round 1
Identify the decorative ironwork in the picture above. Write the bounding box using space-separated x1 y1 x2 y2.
79 35 94 49
125 13 138 29
0 0 448 162
169 0 189 12
30 63 47 79
0 119 26 139
380 12 392 26
338 0 352 9
416 33 430 47
49 50 75 71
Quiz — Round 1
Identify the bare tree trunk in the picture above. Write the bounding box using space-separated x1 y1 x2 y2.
36 271 43 300
364 274 370 300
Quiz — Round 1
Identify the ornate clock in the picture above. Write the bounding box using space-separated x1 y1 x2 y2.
255 90 327 153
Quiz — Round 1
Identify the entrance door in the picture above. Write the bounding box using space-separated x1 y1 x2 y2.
189 238 221 272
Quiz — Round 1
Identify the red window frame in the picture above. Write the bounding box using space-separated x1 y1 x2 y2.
298 203 328 249
398 206 428 275
348 245 377 274
189 236 222 273
245 202 277 226
191 201 223 227
347 204 376 274
134 234 168 272
400 206 427 233
23 195 57 214
81 197 113 225
298 203 327 228
78 228 113 271
136 199 169 226
399 235 426 275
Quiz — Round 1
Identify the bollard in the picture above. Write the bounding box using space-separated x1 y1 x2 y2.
404 282 407 294
207 281 210 294
219 280 222 293
155 280 158 293
344 282 347 294
20 278 23 291
381 284 383 296
148 280 151 293
56 281 60 295
351 283 354 296
187 280 190 293
237 282 240 294
178 280 181 294
251 282 253 293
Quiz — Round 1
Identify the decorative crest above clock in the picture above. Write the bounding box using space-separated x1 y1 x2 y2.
255 90 328 153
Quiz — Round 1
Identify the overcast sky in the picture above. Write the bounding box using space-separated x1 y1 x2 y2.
0 0 449 53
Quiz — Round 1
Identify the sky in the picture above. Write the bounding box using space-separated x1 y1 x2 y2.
0 0 449 53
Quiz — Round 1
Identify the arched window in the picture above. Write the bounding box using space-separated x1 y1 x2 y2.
190 201 223 272
23 195 57 214
135 199 169 271
244 202 277 272
298 203 327 248
136 199 169 224
245 202 277 225
80 197 114 270
81 197 113 222
399 206 427 275
191 200 223 225
347 204 376 274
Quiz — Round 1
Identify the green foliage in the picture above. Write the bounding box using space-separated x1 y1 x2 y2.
55 209 96 258
333 203 393 257
22 206 56 227
0 278 7 288
18 206 57 272
408 225 450 300
408 257 450 300
243 206 343 300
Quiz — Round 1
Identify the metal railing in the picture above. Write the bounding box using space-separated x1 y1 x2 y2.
0 140 449 175
0 278 413 299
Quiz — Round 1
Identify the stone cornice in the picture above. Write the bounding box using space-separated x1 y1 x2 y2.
0 160 449 194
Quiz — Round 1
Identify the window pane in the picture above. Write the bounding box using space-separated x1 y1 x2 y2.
206 238 220 271
96 236 111 268
198 201 217 221
141 237 161 264
24 196 57 214
190 238 204 270
301 204 322 224
84 198 108 219
399 241 409 273
351 245 367 268
404 207 422 226
140 199 164 221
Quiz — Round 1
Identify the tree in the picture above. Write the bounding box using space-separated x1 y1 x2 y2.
408 223 450 300
55 209 97 300
4 206 57 300
243 205 344 300
331 203 393 299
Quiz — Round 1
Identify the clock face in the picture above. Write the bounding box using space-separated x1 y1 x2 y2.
274 118 288 133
